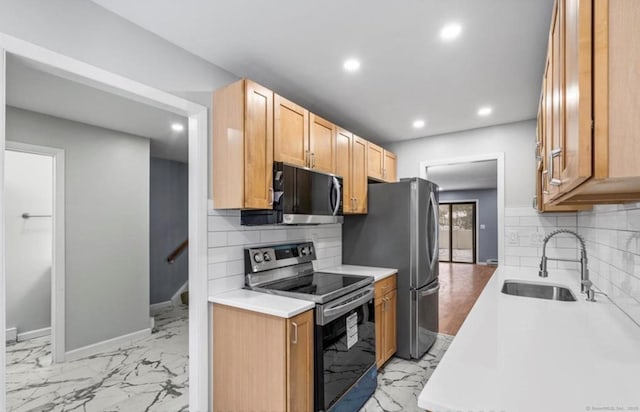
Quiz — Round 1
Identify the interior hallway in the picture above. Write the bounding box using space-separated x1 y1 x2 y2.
6 305 188 412
438 263 496 335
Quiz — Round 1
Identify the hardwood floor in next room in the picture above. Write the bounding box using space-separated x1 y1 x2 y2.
438 263 496 336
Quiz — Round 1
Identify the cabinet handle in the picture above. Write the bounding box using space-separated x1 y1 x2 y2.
311 152 315 168
304 150 310 168
352 198 357 212
532 196 538 210
268 187 274 205
292 322 298 344
549 148 562 186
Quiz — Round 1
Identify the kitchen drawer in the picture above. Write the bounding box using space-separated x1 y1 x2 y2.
374 275 397 300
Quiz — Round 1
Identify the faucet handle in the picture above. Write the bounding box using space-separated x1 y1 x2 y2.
581 280 597 302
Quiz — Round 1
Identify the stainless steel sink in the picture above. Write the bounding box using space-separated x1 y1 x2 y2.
501 280 577 302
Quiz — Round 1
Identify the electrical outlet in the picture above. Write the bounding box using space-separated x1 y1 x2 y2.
530 232 544 246
480 224 486 230
506 230 519 246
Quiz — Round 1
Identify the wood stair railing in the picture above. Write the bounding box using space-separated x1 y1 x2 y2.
167 239 188 264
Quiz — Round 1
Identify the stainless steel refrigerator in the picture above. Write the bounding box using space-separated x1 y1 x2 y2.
342 178 439 360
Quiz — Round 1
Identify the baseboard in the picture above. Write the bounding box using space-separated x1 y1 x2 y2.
18 327 51 341
150 300 173 314
171 281 188 306
65 327 151 362
6 327 17 343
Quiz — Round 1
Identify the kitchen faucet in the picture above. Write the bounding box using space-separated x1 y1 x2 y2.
538 229 596 301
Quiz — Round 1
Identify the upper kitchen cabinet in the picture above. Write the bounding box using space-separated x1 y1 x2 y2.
213 79 274 209
367 141 398 183
274 95 337 174
539 0 640 206
367 142 384 181
274 95 309 169
336 128 368 214
308 113 336 174
383 150 398 182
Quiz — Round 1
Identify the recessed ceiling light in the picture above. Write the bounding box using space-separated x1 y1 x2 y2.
343 58 361 72
440 23 462 41
413 119 426 128
171 123 185 132
477 106 493 117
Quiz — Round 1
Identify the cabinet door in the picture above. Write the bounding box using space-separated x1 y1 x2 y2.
309 113 336 174
548 2 564 201
383 290 397 362
559 0 592 193
367 142 384 180
383 150 397 182
374 297 384 368
287 310 314 412
352 136 368 214
275 95 309 168
244 80 274 209
336 128 353 213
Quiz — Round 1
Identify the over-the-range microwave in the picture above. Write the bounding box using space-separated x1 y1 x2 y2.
241 162 343 225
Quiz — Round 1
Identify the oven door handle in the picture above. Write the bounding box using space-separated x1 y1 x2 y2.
320 287 374 325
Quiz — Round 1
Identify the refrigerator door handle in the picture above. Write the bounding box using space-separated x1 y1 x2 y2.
429 191 439 270
420 282 440 297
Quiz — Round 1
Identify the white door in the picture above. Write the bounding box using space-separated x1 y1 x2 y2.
5 150 53 338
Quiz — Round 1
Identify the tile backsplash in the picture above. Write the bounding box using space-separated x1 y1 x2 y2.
504 207 579 270
577 204 640 325
504 205 640 325
207 208 342 296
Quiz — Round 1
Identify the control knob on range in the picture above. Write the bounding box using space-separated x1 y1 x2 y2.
301 246 311 256
263 252 271 262
253 252 264 263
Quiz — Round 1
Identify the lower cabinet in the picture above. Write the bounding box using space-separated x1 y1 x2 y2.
374 274 397 368
212 304 314 412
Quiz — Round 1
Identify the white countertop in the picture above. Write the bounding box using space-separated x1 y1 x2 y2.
208 289 315 318
322 264 397 282
418 265 640 412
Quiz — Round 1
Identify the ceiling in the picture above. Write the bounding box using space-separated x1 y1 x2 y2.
427 160 497 192
91 0 553 143
6 55 189 162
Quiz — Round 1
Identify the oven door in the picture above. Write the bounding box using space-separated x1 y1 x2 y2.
315 287 376 412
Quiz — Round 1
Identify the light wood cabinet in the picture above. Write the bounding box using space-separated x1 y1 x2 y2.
337 130 368 214
309 113 336 174
212 79 274 209
383 150 398 182
367 142 398 183
538 0 640 207
374 274 397 368
275 95 309 169
275 95 336 174
212 304 313 412
352 135 369 214
367 142 384 181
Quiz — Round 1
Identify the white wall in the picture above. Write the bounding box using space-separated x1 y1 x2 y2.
7 107 150 351
0 0 236 101
207 209 342 295
387 120 536 207
5 150 53 336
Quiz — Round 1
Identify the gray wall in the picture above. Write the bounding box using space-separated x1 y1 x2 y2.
439 189 498 263
150 157 188 304
387 120 536 207
7 107 150 351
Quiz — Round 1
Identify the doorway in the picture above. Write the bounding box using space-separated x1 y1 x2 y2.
439 202 477 264
5 142 65 363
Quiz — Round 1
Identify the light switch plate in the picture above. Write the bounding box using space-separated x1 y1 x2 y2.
480 224 486 229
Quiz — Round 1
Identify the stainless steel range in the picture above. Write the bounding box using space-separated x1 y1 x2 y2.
245 241 377 412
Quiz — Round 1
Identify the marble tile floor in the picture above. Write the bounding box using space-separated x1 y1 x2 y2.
6 304 188 412
360 333 455 412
